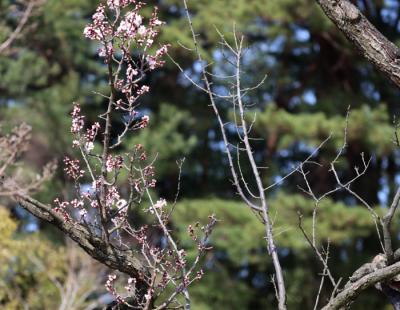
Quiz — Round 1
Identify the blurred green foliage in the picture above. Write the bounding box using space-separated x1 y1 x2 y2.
0 207 65 309
253 104 394 156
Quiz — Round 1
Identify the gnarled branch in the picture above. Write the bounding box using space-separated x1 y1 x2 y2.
16 195 147 278
323 253 400 310
316 0 400 87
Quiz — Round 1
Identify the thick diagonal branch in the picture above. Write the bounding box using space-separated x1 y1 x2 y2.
322 259 400 310
16 195 147 278
316 0 400 87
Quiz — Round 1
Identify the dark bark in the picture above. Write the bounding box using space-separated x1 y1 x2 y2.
378 284 400 310
322 261 400 309
316 0 400 88
17 195 148 279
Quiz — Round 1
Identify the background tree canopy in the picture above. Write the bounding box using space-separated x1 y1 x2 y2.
2 0 400 309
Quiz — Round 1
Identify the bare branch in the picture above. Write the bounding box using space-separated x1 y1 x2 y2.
298 212 337 288
0 0 42 55
383 186 400 264
181 2 287 307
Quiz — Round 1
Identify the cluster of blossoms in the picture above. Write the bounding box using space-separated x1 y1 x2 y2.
83 4 111 41
124 277 136 293
147 44 168 70
148 198 166 214
135 144 147 161
105 186 120 207
175 249 187 271
139 115 149 128
105 274 125 304
111 199 128 226
84 122 100 152
64 157 84 180
54 198 88 220
53 198 72 222
70 103 101 152
117 7 144 39
105 155 123 172
143 164 156 187
187 224 197 241
83 0 169 120
49 1 216 308
71 104 84 133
